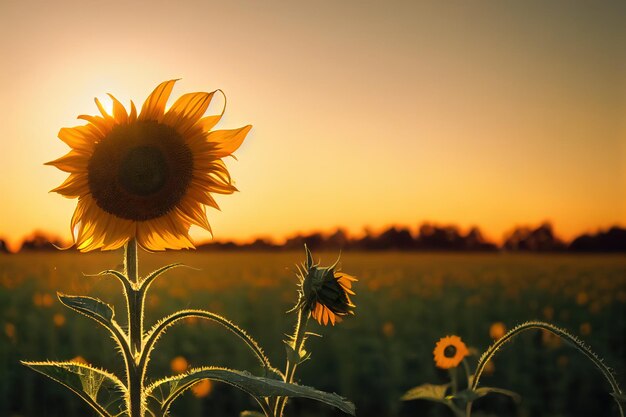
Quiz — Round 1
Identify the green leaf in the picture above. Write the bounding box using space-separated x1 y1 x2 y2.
284 342 310 365
475 387 521 402
451 387 521 404
57 293 131 360
58 293 115 324
146 367 355 416
21 361 126 417
449 388 480 402
401 383 449 402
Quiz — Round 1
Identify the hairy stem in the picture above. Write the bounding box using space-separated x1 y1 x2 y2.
124 239 144 417
275 308 310 417
472 321 624 417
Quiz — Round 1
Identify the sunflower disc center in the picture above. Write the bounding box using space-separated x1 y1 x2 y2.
443 345 457 358
88 121 193 221
119 146 168 196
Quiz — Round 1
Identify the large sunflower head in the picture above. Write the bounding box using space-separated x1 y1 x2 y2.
433 335 470 369
46 80 251 252
293 245 357 326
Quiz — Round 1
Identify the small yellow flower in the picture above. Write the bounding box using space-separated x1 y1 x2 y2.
191 379 212 397
489 322 506 340
170 356 189 374
53 313 66 327
382 321 395 338
71 356 88 365
294 245 356 326
46 80 251 251
433 335 469 369
4 323 16 340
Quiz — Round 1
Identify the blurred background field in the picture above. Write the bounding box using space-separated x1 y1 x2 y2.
1 251 625 417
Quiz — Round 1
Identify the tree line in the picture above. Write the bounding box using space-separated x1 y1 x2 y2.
3 222 623 253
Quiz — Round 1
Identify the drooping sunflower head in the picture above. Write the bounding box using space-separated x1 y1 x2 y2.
433 335 470 369
293 245 357 326
46 80 251 252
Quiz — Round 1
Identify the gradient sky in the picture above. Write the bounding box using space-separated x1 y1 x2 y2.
0 0 625 250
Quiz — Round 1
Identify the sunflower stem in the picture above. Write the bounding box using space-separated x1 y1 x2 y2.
124 239 145 417
275 307 310 417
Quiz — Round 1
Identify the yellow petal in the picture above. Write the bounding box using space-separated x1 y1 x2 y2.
76 114 112 136
139 79 178 121
108 94 128 124
190 125 251 158
196 89 226 131
45 150 89 173
177 199 211 231
129 100 137 122
58 125 99 151
94 97 113 120
50 174 89 198
163 91 215 133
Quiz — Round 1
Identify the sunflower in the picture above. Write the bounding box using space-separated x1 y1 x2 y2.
433 335 469 369
46 80 251 251
294 245 356 326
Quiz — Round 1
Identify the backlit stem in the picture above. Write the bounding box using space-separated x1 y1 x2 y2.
124 239 144 417
276 308 310 417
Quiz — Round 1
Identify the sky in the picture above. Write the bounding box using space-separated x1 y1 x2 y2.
0 0 625 250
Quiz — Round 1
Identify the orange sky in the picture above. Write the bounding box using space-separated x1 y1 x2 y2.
0 1 624 250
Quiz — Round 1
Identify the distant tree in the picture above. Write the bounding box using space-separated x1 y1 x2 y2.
284 232 325 251
503 222 566 252
464 226 498 251
569 227 626 252
0 239 10 254
326 228 350 249
19 232 63 252
417 223 465 250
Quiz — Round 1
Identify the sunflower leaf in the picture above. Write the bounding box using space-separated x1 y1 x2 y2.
21 361 127 417
146 367 355 415
475 387 521 402
58 293 115 324
401 383 450 402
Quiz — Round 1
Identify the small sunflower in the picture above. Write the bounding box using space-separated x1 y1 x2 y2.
46 80 251 251
293 245 356 326
433 335 469 369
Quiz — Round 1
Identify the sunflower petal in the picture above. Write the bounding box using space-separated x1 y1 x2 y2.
129 100 137 122
94 98 112 120
58 125 99 151
163 91 215 133
189 125 252 159
108 94 128 124
50 174 89 198
139 79 178 121
76 114 112 136
45 150 89 173
177 199 211 231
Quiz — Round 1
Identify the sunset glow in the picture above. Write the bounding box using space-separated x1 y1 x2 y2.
1 1 624 250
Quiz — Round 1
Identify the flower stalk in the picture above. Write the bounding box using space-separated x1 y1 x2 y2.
275 307 311 416
124 239 145 417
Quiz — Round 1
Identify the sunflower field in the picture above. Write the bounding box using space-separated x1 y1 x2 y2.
1 250 624 417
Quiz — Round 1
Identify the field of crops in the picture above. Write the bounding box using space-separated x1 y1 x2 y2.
1 251 625 417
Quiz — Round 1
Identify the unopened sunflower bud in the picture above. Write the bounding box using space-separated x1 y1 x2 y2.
294 245 357 326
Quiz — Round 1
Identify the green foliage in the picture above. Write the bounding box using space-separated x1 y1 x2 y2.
21 361 126 417
57 293 115 324
401 383 449 403
145 367 355 416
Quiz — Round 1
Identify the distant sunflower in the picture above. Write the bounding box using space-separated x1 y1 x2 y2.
433 335 469 369
46 80 251 251
294 245 356 326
